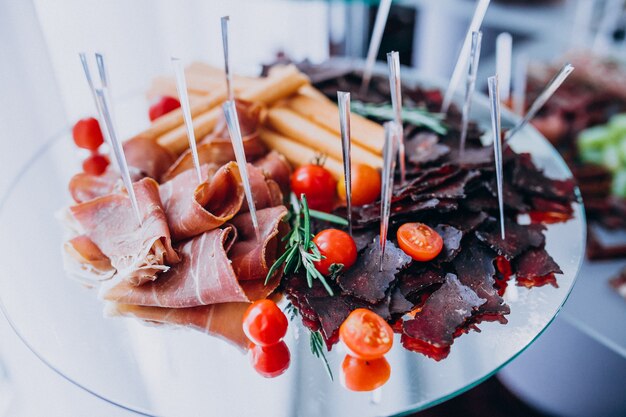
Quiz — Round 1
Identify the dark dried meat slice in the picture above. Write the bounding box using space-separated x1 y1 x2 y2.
475 217 545 260
446 210 488 233
396 265 447 299
389 286 415 316
337 237 411 303
513 247 562 289
401 274 485 361
433 224 463 263
405 132 450 165
512 153 576 202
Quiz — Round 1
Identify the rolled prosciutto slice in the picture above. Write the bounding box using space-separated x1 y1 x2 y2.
103 216 286 307
107 302 251 351
162 100 267 181
63 235 114 283
68 178 179 285
69 167 143 204
159 162 244 241
123 136 176 181
253 150 292 195
241 164 284 212
230 205 289 281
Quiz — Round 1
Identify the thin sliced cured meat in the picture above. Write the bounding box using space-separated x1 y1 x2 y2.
107 302 251 351
103 225 283 308
68 167 143 204
475 217 545 260
123 136 176 181
63 235 114 283
69 178 179 285
513 247 562 289
253 150 292 195
229 206 289 281
240 164 284 212
159 162 244 241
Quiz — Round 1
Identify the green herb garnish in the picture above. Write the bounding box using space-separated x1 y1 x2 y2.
351 100 448 135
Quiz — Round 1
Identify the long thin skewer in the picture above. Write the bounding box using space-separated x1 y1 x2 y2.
94 89 143 226
337 91 353 236
360 0 393 95
386 51 405 184
379 121 399 271
223 100 260 241
441 0 491 113
172 57 203 183
512 53 528 116
459 31 482 158
496 32 512 102
488 76 505 239
505 63 574 141
79 53 98 108
221 16 234 102
95 53 115 121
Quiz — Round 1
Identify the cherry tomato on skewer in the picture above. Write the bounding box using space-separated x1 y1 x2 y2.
312 229 357 276
242 299 288 347
339 308 393 360
396 222 443 262
291 164 337 213
149 96 181 121
340 355 391 392
73 117 104 151
82 153 110 176
250 341 291 378
337 163 381 206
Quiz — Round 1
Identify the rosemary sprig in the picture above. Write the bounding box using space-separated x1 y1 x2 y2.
265 193 347 296
351 100 448 135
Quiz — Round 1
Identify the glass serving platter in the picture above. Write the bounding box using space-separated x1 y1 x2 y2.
0 71 585 417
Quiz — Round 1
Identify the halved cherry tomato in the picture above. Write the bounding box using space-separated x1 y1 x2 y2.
242 299 288 346
149 96 181 121
397 222 443 262
337 164 381 206
73 117 104 151
339 308 393 360
291 164 337 212
340 355 391 392
82 153 109 176
250 341 291 378
312 229 357 275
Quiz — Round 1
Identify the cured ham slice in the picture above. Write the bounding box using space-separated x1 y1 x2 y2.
122 136 176 181
107 302 251 351
252 150 292 195
159 162 244 241
162 100 267 181
104 208 287 307
63 235 114 283
68 167 143 204
69 178 179 285
241 164 283 212
229 205 289 281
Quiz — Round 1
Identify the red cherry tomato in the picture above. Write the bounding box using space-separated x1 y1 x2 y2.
291 164 337 212
73 117 104 151
339 308 393 360
337 164 381 206
312 229 357 275
82 153 110 176
250 341 291 378
149 96 181 121
340 355 391 392
242 299 288 346
396 222 443 262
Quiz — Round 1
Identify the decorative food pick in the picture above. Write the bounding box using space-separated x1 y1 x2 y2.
379 121 399 270
496 32 512 102
79 53 99 106
488 76 505 239
94 89 143 226
459 31 482 158
172 57 203 183
221 16 234 102
506 63 574 141
360 0 393 95
337 91 353 236
441 0 491 113
95 53 116 120
386 51 405 184
223 100 260 241
512 53 528 116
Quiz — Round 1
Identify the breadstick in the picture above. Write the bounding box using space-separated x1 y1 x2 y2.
240 64 309 105
157 107 222 154
286 94 385 155
267 107 382 168
259 128 344 179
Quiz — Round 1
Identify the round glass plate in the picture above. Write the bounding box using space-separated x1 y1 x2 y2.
0 76 585 417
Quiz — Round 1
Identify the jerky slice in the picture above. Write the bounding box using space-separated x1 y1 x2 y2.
475 218 545 260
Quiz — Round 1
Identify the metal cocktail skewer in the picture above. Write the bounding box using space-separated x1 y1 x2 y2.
512 53 528 116
379 121 399 271
505 63 574 141
221 16 234 102
459 31 482 158
223 100 260 241
488 76 505 239
337 91 353 237
496 32 512 103
172 57 203 184
441 0 490 113
386 51 405 184
360 0 393 96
